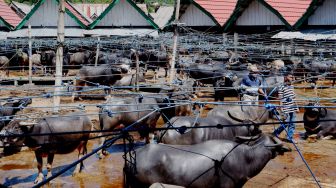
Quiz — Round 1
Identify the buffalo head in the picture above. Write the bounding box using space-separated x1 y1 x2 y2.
236 134 291 158
305 103 327 119
40 51 47 62
118 64 131 74
0 120 34 154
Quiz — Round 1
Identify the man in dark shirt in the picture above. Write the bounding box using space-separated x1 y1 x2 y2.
240 65 266 105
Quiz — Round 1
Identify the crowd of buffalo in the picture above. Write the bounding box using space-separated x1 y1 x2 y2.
0 90 335 187
0 46 336 187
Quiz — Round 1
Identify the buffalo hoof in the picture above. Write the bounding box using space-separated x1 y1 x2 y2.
72 169 80 177
97 153 104 159
97 150 109 159
34 173 44 184
102 150 109 156
46 172 52 179
307 134 317 143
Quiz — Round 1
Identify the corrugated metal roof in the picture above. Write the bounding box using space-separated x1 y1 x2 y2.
273 29 336 41
72 3 109 20
193 0 238 26
150 6 174 29
265 0 313 26
65 1 91 26
15 0 90 29
0 0 22 29
11 1 33 15
89 0 159 30
137 4 148 15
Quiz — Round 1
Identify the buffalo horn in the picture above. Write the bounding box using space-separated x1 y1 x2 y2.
264 143 282 148
272 135 283 144
236 135 260 141
228 111 244 123
19 122 37 126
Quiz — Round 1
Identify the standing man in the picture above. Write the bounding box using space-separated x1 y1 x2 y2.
240 65 266 105
273 72 299 143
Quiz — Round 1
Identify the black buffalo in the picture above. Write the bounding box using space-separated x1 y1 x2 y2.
72 63 130 101
125 133 290 188
0 112 92 184
303 104 336 139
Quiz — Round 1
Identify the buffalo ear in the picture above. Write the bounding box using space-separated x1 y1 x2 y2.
19 124 35 133
114 67 122 73
320 108 327 118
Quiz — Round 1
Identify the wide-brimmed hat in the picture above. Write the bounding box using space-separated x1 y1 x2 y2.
248 65 259 72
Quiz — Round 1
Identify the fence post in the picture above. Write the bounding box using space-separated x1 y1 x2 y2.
28 24 33 85
169 0 181 83
135 50 140 92
234 32 239 61
95 36 100 67
53 0 65 113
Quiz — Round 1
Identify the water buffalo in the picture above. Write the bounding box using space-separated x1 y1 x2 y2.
114 72 146 87
132 50 171 79
0 56 9 69
0 112 92 184
17 49 29 72
159 105 270 145
69 51 93 68
97 92 192 158
0 98 32 130
72 63 130 101
88 52 127 65
125 134 290 188
187 63 226 85
213 71 243 101
303 104 336 139
207 105 273 124
51 53 70 76
41 50 56 72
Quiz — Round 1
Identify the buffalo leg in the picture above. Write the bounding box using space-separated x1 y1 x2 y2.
72 80 85 102
97 118 121 158
34 151 45 184
317 127 335 139
46 153 54 179
97 134 107 159
73 141 87 175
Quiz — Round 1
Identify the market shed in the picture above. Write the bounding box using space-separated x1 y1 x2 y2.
0 0 22 31
15 0 90 30
89 0 158 29
299 0 336 28
165 0 239 30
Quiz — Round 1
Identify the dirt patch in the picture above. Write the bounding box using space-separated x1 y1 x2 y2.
0 75 335 187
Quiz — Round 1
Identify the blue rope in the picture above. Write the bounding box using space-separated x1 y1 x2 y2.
269 105 322 188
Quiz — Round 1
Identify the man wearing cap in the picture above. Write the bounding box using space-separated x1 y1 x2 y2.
240 65 266 105
273 72 299 144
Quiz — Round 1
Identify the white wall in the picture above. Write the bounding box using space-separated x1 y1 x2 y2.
24 0 80 27
97 0 150 27
180 4 216 26
236 0 284 26
308 0 336 25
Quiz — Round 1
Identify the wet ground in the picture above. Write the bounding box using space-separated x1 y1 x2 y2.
0 74 336 188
